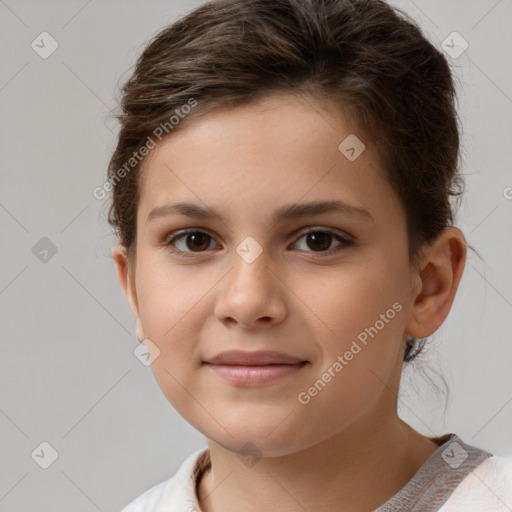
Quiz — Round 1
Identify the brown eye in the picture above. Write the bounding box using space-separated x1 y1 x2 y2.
185 232 212 252
167 230 216 253
293 229 353 254
305 232 333 252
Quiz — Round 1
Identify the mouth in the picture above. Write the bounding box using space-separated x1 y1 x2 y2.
202 350 309 386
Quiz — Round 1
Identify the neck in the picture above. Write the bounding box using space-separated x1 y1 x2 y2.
197 416 440 512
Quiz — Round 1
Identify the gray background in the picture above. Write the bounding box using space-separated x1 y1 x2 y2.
0 0 511 510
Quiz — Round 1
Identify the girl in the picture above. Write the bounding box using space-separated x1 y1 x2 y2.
107 0 512 510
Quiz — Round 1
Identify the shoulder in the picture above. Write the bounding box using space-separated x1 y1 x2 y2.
120 477 171 512
440 454 512 511
120 447 209 512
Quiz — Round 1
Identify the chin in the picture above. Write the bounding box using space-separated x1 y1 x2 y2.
195 413 320 459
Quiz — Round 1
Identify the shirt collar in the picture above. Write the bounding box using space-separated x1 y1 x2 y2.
155 447 210 511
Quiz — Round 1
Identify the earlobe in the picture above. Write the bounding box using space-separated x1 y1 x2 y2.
111 244 145 341
405 228 466 339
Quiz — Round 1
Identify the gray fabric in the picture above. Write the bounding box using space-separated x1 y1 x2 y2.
374 433 492 511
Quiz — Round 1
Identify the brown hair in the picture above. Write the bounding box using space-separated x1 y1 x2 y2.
106 0 464 361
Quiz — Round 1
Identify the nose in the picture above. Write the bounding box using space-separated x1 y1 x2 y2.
214 251 288 330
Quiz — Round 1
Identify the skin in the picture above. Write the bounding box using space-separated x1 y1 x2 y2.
112 92 466 512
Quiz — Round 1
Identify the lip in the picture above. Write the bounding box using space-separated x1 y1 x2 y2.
203 350 309 386
205 350 306 366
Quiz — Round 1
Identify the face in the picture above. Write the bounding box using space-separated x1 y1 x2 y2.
119 92 419 456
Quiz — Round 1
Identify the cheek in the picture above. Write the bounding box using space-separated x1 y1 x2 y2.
137 283 207 420
130 245 221 426
134 259 208 382
135 252 213 341
287 260 408 435
295 258 408 356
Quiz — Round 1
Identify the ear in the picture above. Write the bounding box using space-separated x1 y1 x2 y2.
111 244 145 342
405 227 467 339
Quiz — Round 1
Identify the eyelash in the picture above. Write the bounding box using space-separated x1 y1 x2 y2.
164 228 354 258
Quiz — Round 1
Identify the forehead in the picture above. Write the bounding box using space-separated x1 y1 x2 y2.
141 93 350 175
136 92 400 226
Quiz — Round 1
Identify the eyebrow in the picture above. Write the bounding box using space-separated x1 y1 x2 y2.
146 200 373 224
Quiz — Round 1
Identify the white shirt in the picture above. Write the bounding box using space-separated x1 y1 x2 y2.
120 434 512 511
